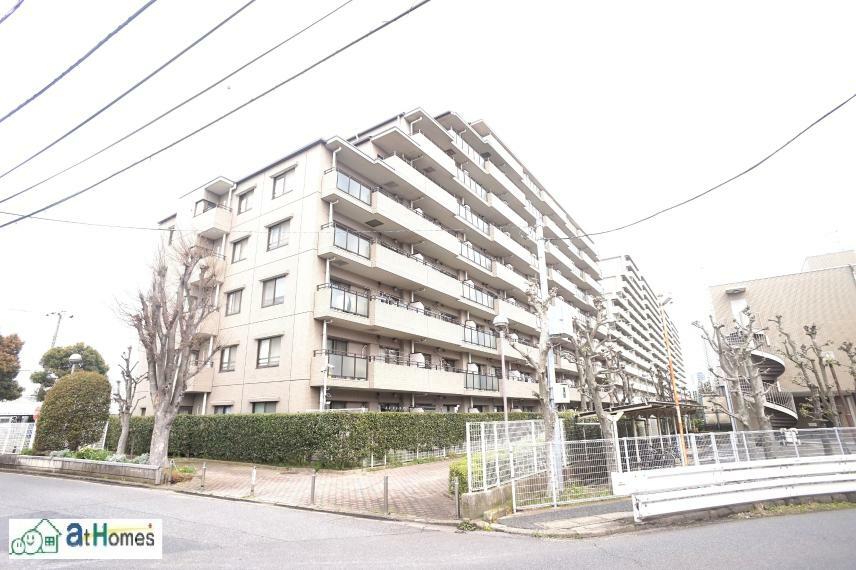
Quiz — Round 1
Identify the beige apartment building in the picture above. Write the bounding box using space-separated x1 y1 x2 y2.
709 251 856 427
599 255 688 401
140 109 603 416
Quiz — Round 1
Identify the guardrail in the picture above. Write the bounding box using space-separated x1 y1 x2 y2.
614 455 856 522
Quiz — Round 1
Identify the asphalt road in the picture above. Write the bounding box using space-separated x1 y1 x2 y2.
2 471 855 568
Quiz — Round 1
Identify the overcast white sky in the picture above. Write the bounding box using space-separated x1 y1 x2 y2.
0 0 853 397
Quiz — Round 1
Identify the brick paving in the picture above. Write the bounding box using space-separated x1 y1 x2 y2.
171 458 457 520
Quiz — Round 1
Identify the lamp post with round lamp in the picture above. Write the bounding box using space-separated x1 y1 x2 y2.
68 353 83 373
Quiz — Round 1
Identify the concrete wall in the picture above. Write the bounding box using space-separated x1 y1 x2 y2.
0 454 163 485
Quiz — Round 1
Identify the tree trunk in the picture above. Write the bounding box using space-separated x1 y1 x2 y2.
149 408 175 473
116 412 131 456
745 360 772 431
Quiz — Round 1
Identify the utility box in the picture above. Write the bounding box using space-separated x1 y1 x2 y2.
547 300 574 338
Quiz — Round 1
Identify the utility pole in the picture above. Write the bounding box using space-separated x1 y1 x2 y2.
658 299 688 465
46 311 73 348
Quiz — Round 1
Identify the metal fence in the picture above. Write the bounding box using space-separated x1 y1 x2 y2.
619 427 856 471
465 419 549 492
466 422 856 512
0 422 36 454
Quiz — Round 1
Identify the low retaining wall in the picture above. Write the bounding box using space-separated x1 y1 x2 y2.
461 483 513 520
0 454 163 485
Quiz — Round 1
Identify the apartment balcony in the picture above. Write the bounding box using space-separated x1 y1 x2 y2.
481 133 525 184
491 194 532 239
497 297 538 333
548 267 595 312
196 311 219 338
309 353 518 398
484 160 530 217
544 242 589 288
382 154 460 215
494 262 529 293
493 227 536 271
185 362 214 393
192 203 231 239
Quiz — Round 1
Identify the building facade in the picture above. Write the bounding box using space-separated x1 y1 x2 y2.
599 255 688 402
140 109 603 416
709 251 856 427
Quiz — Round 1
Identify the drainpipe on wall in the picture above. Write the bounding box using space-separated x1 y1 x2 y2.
332 147 340 170
410 116 422 135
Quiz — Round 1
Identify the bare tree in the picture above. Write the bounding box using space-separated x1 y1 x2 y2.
840 341 856 390
114 346 146 456
772 317 841 427
507 282 561 443
693 308 771 431
561 297 615 441
123 242 220 470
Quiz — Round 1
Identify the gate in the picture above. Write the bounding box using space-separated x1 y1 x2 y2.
0 422 36 454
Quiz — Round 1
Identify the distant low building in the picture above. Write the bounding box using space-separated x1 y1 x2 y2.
709 250 856 427
0 396 38 423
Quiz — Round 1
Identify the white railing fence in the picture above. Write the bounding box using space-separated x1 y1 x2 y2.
465 422 856 512
0 422 36 454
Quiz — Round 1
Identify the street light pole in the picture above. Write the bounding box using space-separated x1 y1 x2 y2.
658 298 688 465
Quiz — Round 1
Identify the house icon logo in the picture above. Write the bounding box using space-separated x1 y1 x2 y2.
9 519 61 556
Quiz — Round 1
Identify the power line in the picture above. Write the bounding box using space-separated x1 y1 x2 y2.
0 0 157 126
553 91 856 241
0 0 24 27
0 0 355 205
0 209 520 237
0 0 433 230
0 0 257 183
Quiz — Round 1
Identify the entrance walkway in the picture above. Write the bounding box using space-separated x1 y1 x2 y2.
171 458 456 520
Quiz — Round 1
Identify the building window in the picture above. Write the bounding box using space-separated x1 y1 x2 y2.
272 169 294 199
257 336 282 367
213 405 232 414
267 219 290 250
252 401 277 414
220 345 237 372
332 224 371 258
237 189 254 214
178 406 193 415
326 338 367 380
225 289 243 315
261 276 286 307
232 238 248 263
140 407 146 417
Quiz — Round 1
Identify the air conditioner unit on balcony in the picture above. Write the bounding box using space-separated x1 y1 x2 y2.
508 332 519 342
509 370 522 380
409 301 424 312
463 279 475 287
465 319 476 328
466 362 479 373
414 208 424 216
412 253 424 262
410 352 426 365
552 383 571 404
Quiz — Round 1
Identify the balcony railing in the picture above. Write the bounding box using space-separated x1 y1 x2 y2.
463 326 498 349
461 242 494 271
738 379 797 413
458 203 491 234
378 241 458 279
334 170 374 205
320 283 370 317
315 350 368 380
368 353 467 373
194 201 231 217
455 165 489 201
462 282 495 309
465 372 499 391
449 129 486 168
328 223 372 258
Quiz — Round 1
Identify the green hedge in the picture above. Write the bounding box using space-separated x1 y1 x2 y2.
106 412 542 468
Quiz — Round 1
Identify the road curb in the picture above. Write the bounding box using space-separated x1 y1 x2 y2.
171 488 462 527
472 518 640 539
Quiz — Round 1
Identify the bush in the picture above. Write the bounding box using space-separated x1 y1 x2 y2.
448 457 468 494
18 448 36 456
105 411 542 468
72 448 111 461
33 371 111 452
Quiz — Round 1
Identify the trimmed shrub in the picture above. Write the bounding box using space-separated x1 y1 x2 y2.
34 371 111 452
448 457 468 494
106 412 541 468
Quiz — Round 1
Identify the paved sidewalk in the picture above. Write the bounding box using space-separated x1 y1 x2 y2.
171 458 457 520
494 498 634 537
